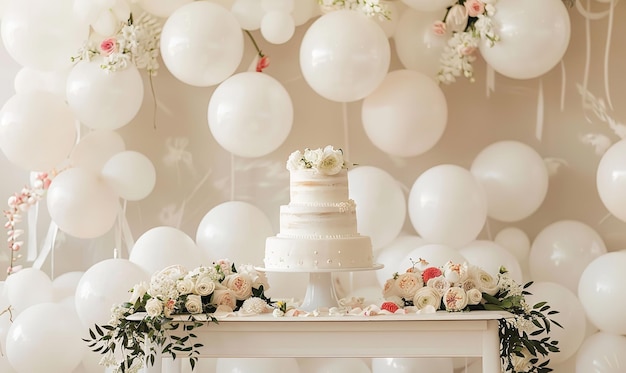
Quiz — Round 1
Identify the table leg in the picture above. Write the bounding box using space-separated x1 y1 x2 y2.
482 320 501 373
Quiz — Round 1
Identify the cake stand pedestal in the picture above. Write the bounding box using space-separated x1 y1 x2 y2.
258 265 383 311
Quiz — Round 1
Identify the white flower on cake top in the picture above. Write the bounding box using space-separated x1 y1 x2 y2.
287 145 352 175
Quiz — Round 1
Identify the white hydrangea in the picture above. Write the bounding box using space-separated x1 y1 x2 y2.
437 32 479 84
473 15 499 46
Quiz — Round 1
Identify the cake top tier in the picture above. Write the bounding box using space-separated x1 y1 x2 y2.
286 145 352 175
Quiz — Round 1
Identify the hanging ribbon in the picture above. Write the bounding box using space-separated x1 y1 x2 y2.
114 200 136 258
26 199 39 262
342 102 350 159
535 80 545 141
486 64 495 97
560 61 567 112
603 0 615 110
32 222 60 278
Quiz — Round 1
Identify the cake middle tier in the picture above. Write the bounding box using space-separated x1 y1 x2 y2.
278 201 359 238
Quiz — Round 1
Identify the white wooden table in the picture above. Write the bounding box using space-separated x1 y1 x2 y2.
144 310 510 373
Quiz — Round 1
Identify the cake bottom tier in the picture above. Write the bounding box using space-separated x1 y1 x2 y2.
264 236 373 270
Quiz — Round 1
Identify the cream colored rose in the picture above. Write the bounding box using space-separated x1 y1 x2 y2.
413 286 442 310
129 281 148 304
223 273 253 300
317 145 344 175
195 275 216 296
426 276 451 297
443 287 468 312
155 264 187 280
212 289 237 310
286 150 303 170
383 278 400 298
396 272 423 299
466 288 483 305
474 268 499 296
145 298 163 317
185 294 203 314
303 148 322 167
446 4 468 33
176 277 195 295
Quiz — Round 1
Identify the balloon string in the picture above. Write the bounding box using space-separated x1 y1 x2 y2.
486 64 495 97
560 61 566 112
603 0 615 110
342 102 350 159
535 80 544 141
575 0 619 20
581 0 592 123
230 153 235 201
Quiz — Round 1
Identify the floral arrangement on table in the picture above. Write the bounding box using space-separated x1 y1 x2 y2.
286 145 353 175
84 259 273 372
3 171 57 275
382 259 562 373
72 12 161 76
318 0 391 19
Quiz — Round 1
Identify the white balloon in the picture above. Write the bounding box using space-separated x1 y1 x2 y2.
139 0 193 18
101 150 156 201
375 235 427 287
261 0 293 12
362 69 447 157
53 271 85 302
73 0 115 24
46 168 119 239
529 220 607 293
69 130 126 172
576 332 626 373
372 357 453 373
6 303 85 373
578 251 626 335
1 0 89 71
196 201 274 265
5 267 53 314
208 72 293 158
372 1 401 38
261 11 295 44
494 227 531 264
14 66 70 98
129 226 207 275
408 165 487 248
75 258 149 328
470 141 549 222
393 9 448 78
348 166 406 249
401 0 456 12
0 91 77 171
597 139 626 223
161 2 243 87
300 10 390 102
459 240 522 284
292 0 316 26
66 59 144 130
479 0 570 79
231 0 264 30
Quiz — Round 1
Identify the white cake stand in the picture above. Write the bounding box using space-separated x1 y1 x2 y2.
257 264 384 311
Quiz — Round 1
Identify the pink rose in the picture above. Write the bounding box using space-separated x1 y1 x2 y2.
464 0 485 17
432 21 446 36
396 272 424 299
100 38 118 56
443 287 468 312
212 289 237 310
223 273 253 300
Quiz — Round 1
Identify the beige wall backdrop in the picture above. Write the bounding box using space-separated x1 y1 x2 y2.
0 1 624 292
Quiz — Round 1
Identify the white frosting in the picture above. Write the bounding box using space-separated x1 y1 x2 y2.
265 163 373 270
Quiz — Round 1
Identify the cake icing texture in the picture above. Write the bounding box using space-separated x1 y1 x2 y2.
264 146 373 270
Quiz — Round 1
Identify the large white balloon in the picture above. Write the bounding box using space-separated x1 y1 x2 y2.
208 72 293 158
300 10 390 102
14 66 70 98
129 226 207 275
529 220 607 293
401 0 455 12
479 0 570 79
597 139 626 223
161 1 243 87
576 332 626 373
494 227 531 265
393 9 448 78
1 0 89 71
348 166 406 249
362 69 447 157
101 150 156 201
525 282 587 364
196 201 274 265
578 251 626 335
470 141 549 222
66 59 144 130
75 258 149 328
458 240 522 283
46 168 119 239
0 91 77 171
6 302 85 373
408 165 487 248
5 267 53 314
53 271 85 301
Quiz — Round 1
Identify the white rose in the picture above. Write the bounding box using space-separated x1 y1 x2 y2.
412 286 442 310
212 289 237 310
223 273 253 300
155 264 187 280
426 276 451 297
286 150 303 171
303 148 323 168
317 145 344 175
466 288 483 305
129 281 148 304
195 275 216 296
474 268 499 296
185 294 203 314
443 287 468 312
238 264 270 290
145 298 163 317
176 277 195 295
446 4 468 33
